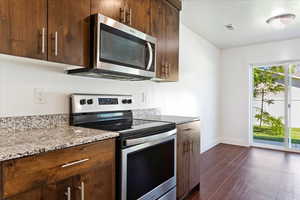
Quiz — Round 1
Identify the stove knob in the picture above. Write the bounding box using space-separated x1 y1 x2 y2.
127 99 132 104
122 99 128 104
87 99 93 105
79 99 86 105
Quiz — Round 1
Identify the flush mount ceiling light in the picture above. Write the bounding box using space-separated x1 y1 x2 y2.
266 13 296 29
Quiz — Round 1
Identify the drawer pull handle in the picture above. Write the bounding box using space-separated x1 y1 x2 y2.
65 187 71 200
183 128 192 132
61 158 89 168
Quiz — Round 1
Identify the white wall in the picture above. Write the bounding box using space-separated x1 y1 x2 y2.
220 38 300 146
0 24 221 153
153 25 221 152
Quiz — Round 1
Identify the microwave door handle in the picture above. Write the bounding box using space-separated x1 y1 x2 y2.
146 42 153 70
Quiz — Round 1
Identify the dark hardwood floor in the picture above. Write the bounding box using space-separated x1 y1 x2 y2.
186 144 300 200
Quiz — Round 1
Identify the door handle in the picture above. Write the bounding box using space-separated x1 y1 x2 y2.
146 42 153 70
64 187 71 200
126 8 132 25
120 8 126 23
41 27 45 54
52 32 58 56
77 182 85 200
61 158 89 168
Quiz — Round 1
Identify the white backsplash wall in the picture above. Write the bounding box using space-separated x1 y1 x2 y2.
0 23 221 153
0 54 157 116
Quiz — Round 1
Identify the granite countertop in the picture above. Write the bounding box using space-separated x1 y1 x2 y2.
137 115 199 125
0 126 119 162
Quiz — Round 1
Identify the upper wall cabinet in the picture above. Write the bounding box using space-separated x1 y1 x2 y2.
0 0 47 60
124 0 150 34
151 0 179 82
48 0 90 66
0 0 180 77
91 0 150 34
91 0 125 22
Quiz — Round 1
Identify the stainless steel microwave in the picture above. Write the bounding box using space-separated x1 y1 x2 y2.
67 14 156 81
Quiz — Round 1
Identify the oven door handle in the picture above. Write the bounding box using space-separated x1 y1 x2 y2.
146 42 153 70
125 129 177 146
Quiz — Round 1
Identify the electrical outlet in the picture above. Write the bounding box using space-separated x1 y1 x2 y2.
142 92 147 104
34 88 46 104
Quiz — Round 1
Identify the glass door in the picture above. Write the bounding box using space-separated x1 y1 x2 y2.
288 64 300 150
252 63 300 151
252 65 288 148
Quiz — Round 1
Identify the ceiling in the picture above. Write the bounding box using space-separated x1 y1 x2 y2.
181 0 300 49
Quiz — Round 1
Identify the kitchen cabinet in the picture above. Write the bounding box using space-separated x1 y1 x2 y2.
166 0 182 10
91 0 150 34
124 0 150 34
177 121 200 200
6 187 43 200
43 178 73 200
0 0 47 60
0 0 180 78
48 0 90 66
151 0 179 82
1 139 115 200
91 0 125 22
73 165 115 200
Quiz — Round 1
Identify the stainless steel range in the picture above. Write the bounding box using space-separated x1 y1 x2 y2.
70 94 177 200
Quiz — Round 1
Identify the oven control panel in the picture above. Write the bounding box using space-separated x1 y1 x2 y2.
71 94 133 113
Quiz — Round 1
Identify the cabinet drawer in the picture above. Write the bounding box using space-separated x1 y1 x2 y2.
2 139 115 198
177 121 200 135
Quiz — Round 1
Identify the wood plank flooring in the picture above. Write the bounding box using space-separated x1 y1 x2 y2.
186 144 300 200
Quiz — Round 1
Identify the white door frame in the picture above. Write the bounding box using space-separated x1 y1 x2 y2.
249 60 300 153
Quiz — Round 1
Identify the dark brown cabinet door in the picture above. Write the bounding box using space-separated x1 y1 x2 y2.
150 0 166 79
0 0 47 60
176 125 190 199
165 2 179 82
48 0 90 66
73 165 115 200
6 187 43 200
188 121 201 190
43 178 73 200
125 0 150 34
91 0 125 22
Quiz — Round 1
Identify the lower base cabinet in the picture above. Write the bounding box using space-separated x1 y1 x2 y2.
177 121 201 200
1 139 116 200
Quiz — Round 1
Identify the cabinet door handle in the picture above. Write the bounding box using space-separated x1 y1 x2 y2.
120 8 126 23
182 142 186 154
126 8 132 25
53 31 58 56
64 187 71 200
191 141 194 152
77 182 85 200
41 27 45 54
61 158 89 168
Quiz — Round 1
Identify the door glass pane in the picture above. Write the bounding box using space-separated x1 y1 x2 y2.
126 140 174 200
289 64 300 149
100 24 147 69
253 65 286 147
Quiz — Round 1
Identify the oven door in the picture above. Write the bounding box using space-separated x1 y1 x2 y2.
121 132 176 200
94 14 156 78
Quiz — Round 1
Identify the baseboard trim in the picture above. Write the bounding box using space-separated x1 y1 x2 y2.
201 139 220 153
220 138 250 147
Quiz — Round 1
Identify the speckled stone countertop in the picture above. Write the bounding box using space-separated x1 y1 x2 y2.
0 126 119 162
136 115 200 125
